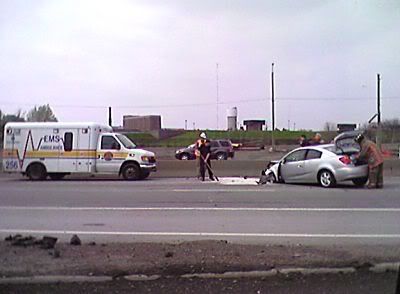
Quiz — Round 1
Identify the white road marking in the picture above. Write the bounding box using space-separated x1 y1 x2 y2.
1 187 274 193
1 229 400 239
173 189 274 192
1 206 400 212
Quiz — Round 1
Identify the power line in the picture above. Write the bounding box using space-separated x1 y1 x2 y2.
1 96 399 110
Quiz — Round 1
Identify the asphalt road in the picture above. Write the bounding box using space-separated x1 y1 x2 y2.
1 174 400 246
2 272 398 294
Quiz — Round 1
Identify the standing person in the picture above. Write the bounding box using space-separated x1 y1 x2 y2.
196 132 215 181
310 133 324 145
194 135 203 179
355 133 384 189
299 134 309 147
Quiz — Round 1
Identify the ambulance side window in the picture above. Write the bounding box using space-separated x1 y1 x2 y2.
101 136 120 150
64 132 73 151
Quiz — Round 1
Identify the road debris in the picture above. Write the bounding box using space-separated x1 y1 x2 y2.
218 177 259 185
4 235 57 249
70 235 81 246
165 251 174 258
41 236 58 249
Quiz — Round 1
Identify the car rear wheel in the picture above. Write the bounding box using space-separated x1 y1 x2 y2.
122 163 140 180
352 177 368 187
318 170 336 188
27 163 47 181
180 153 190 160
216 152 227 160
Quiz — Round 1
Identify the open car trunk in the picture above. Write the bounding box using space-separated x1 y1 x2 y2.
333 131 367 166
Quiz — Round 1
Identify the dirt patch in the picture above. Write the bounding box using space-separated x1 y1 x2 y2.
1 239 400 277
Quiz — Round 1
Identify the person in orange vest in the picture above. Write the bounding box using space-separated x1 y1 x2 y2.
195 132 215 181
355 133 384 189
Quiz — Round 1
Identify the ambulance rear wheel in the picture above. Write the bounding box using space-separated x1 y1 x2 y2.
122 163 140 180
27 163 47 181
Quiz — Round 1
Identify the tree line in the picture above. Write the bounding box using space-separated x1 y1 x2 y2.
0 104 57 147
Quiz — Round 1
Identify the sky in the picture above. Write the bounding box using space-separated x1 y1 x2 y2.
0 0 399 131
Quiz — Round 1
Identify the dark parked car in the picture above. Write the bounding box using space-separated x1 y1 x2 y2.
175 140 235 160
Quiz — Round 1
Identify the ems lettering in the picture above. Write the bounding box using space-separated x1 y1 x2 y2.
43 135 61 143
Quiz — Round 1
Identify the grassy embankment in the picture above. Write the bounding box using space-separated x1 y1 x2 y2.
126 130 330 148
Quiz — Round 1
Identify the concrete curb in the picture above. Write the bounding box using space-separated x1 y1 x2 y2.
124 274 161 281
0 275 112 284
370 262 400 273
1 262 398 284
181 267 356 279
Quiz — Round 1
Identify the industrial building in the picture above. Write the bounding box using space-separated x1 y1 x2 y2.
243 120 266 131
123 115 161 132
337 123 357 133
227 107 238 131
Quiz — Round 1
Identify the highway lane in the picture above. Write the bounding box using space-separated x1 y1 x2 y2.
1 175 400 245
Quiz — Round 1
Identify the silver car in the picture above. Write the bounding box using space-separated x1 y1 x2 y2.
265 132 369 188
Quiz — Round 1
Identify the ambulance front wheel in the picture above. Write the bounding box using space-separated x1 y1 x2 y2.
27 163 47 181
121 163 140 180
140 171 150 180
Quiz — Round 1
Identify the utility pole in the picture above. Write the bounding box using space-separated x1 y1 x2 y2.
216 63 219 130
376 73 382 148
108 107 112 127
271 63 275 150
377 73 381 124
185 119 187 130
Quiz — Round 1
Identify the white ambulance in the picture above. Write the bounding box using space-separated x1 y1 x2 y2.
2 122 157 180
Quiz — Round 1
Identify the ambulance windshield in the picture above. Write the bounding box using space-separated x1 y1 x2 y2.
116 134 136 149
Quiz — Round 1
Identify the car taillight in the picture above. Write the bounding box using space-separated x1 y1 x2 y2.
339 155 352 165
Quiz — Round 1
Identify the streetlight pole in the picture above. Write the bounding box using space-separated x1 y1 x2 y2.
216 63 219 130
271 63 275 150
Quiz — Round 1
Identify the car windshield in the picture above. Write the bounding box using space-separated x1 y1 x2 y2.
116 134 136 149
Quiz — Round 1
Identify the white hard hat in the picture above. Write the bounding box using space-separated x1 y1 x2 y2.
200 132 207 139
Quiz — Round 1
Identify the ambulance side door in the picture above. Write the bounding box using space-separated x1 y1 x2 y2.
95 135 122 173
75 128 91 173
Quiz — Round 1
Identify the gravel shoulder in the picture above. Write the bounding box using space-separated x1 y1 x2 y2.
1 239 400 277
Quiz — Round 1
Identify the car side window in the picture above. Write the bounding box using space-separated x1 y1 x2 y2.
284 150 307 163
306 149 322 160
101 136 120 150
210 141 219 147
220 141 230 147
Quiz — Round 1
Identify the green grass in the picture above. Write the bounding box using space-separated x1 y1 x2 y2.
126 133 158 146
126 130 324 147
